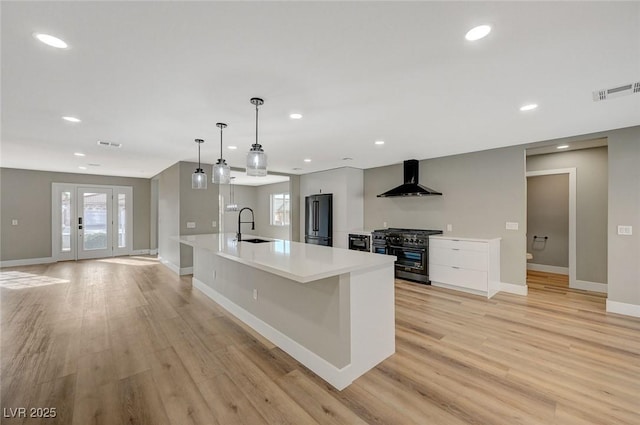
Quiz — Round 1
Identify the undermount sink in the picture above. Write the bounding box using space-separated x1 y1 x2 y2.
239 238 273 244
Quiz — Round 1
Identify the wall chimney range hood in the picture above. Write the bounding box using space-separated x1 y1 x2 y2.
377 159 442 197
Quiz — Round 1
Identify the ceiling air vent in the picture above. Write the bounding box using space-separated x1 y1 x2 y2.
592 81 640 101
96 140 122 148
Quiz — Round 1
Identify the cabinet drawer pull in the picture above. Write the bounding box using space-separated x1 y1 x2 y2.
451 266 460 269
452 248 460 251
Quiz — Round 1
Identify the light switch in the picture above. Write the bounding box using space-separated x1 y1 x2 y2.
186 222 196 229
617 225 633 236
11 219 18 226
446 224 453 232
506 222 519 230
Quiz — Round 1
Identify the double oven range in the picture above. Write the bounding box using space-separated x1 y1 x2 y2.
372 228 443 284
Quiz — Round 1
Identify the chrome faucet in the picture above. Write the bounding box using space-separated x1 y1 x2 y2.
237 207 255 241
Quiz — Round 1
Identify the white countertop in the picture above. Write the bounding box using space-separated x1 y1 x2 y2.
430 235 502 242
177 233 396 283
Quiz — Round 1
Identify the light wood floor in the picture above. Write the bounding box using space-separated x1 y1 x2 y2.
2 259 639 425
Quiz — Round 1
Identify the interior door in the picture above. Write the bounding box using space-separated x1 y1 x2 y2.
77 187 113 260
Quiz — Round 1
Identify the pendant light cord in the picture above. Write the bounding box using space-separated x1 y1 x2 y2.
220 126 223 160
255 101 259 146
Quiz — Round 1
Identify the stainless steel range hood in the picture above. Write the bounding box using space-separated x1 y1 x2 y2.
377 159 442 197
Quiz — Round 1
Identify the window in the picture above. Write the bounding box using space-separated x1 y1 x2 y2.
270 193 290 226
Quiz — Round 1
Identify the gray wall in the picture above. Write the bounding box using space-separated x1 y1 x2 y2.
178 162 219 268
156 163 181 268
606 128 640 306
527 174 569 268
527 147 608 283
256 181 291 240
364 146 527 287
0 167 151 261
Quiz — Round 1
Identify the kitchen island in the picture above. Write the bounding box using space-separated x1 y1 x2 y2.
178 233 396 390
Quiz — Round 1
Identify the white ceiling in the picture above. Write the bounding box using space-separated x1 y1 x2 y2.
1 1 639 179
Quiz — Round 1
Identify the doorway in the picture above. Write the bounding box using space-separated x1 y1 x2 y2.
52 183 133 261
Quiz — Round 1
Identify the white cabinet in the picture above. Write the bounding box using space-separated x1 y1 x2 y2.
429 236 501 298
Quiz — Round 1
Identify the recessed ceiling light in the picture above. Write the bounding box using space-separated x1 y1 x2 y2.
228 146 237 150
290 113 303 119
62 116 81 123
374 140 385 145
78 166 87 170
465 25 491 41
33 33 68 49
557 145 570 150
304 158 312 163
520 103 538 111
74 152 85 157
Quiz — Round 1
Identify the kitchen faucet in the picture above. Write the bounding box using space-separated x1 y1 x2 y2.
237 207 255 241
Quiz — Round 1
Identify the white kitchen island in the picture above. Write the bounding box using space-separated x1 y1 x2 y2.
177 233 396 390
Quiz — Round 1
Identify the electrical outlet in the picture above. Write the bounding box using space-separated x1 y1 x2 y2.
212 221 217 228
383 221 388 228
186 222 196 229
446 224 453 232
617 225 633 236
253 289 258 300
11 219 18 226
505 222 519 230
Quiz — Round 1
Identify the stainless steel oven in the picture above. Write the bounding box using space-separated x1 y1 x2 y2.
372 228 442 284
348 234 371 252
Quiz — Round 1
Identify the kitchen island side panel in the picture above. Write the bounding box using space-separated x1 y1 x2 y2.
194 248 351 368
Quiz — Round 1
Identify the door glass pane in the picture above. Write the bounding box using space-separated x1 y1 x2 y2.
61 191 71 251
118 193 126 248
83 192 107 250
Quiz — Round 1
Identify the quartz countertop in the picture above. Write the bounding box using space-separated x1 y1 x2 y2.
177 233 396 283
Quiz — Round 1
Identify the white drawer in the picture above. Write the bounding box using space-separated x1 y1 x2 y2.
430 264 488 292
430 238 488 252
430 247 488 271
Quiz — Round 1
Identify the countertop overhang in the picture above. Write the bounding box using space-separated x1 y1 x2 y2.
176 233 396 283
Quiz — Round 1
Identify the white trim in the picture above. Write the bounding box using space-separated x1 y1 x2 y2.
500 281 528 296
526 168 577 288
573 280 607 293
192 277 353 390
131 249 150 255
180 267 193 275
606 300 640 318
0 257 56 268
527 263 569 275
150 249 158 255
158 256 180 274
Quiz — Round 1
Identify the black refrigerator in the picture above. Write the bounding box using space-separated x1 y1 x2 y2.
305 194 333 246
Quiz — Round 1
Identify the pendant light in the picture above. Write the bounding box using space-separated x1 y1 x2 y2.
212 122 231 184
246 97 267 176
191 138 207 189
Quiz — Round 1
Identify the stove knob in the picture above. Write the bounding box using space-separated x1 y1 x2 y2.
410 239 415 243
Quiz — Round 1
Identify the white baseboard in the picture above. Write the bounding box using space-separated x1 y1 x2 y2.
527 263 569 275
606 299 640 318
573 280 607 293
500 281 528 296
192 278 352 390
0 257 56 268
150 249 158 255
158 256 180 274
158 256 192 275
131 249 150 255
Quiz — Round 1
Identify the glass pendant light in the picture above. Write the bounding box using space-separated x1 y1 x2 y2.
212 122 231 184
246 97 267 176
191 138 207 189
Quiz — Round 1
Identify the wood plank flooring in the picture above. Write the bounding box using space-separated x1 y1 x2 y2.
1 259 639 425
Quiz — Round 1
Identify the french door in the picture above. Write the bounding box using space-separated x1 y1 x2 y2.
52 184 133 261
